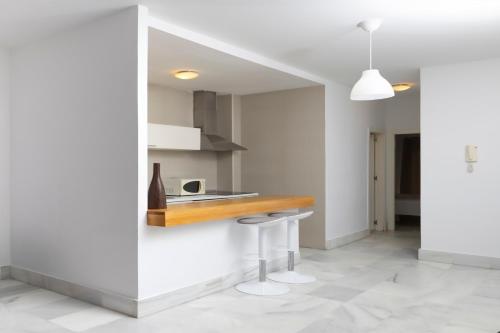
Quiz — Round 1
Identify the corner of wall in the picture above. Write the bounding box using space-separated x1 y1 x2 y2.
136 3 150 300
0 47 11 267
10 5 144 297
324 80 382 244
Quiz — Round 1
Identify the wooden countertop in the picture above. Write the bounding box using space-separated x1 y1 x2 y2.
147 195 315 227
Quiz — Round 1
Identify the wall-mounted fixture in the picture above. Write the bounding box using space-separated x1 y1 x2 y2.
465 145 478 173
351 19 394 101
392 82 414 92
173 70 199 80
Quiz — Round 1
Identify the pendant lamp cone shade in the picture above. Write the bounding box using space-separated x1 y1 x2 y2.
350 69 394 100
350 19 394 101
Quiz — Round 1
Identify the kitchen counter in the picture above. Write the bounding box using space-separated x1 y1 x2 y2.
147 195 315 227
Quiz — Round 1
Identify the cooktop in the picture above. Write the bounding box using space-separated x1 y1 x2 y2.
166 191 259 204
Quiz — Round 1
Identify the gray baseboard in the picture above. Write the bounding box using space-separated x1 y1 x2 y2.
325 229 370 250
0 265 10 279
5 253 295 318
9 266 138 316
418 249 500 269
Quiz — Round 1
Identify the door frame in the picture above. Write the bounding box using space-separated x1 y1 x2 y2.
386 129 420 231
368 130 386 231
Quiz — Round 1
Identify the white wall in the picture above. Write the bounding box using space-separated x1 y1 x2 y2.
325 81 384 245
11 7 142 297
421 58 500 258
0 49 10 267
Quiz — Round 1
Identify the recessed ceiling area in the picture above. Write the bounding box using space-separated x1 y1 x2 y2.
1 0 500 87
148 28 320 95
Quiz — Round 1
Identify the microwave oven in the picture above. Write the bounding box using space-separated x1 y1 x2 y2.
165 178 206 196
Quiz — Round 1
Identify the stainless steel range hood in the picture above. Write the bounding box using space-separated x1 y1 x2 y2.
193 91 247 151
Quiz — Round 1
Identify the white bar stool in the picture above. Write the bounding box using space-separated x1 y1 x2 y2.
235 215 290 296
267 210 316 284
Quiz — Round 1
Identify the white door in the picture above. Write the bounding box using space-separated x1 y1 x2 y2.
369 133 386 231
369 134 376 230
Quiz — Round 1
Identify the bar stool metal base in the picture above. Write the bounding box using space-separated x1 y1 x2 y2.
235 217 290 296
235 281 290 296
267 211 317 284
267 270 316 284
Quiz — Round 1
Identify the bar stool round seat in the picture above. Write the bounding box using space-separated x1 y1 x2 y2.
267 210 316 284
235 215 290 296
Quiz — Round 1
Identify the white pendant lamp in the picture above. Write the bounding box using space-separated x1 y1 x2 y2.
350 19 394 101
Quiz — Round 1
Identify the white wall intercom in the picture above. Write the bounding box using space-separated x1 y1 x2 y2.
465 145 478 163
465 145 478 173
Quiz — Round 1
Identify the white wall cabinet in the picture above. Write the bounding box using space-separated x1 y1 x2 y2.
148 123 200 151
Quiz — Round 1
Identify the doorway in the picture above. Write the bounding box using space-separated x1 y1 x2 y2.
394 134 420 231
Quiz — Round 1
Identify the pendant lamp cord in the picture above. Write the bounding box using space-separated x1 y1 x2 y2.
369 31 372 70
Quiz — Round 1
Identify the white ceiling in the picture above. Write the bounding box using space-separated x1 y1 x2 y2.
148 28 318 95
3 0 500 86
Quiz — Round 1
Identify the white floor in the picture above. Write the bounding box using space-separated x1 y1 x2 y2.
2 229 500 332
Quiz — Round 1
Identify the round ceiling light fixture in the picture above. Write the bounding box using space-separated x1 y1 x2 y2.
392 82 414 92
350 19 394 101
173 70 199 80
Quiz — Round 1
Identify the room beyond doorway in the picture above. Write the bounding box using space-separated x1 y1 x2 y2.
394 133 421 231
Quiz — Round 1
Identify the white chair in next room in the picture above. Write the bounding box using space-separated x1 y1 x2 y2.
235 215 290 296
267 210 316 284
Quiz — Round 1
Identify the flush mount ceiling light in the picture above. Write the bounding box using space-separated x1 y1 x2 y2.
392 82 414 92
350 19 394 101
173 70 199 80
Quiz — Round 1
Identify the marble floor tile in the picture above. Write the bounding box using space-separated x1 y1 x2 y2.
291 260 347 282
369 302 452 333
445 295 500 332
50 307 124 332
0 279 25 290
84 317 160 333
329 267 397 291
391 261 450 289
0 310 73 333
299 247 323 259
140 304 230 333
348 290 411 321
0 281 38 299
307 249 383 267
366 256 415 274
297 317 357 333
308 284 363 302
4 228 500 333
300 302 385 332
27 297 94 320
286 278 328 295
474 274 500 300
419 265 490 305
2 288 68 312
202 297 341 333
438 324 490 333
369 280 426 299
